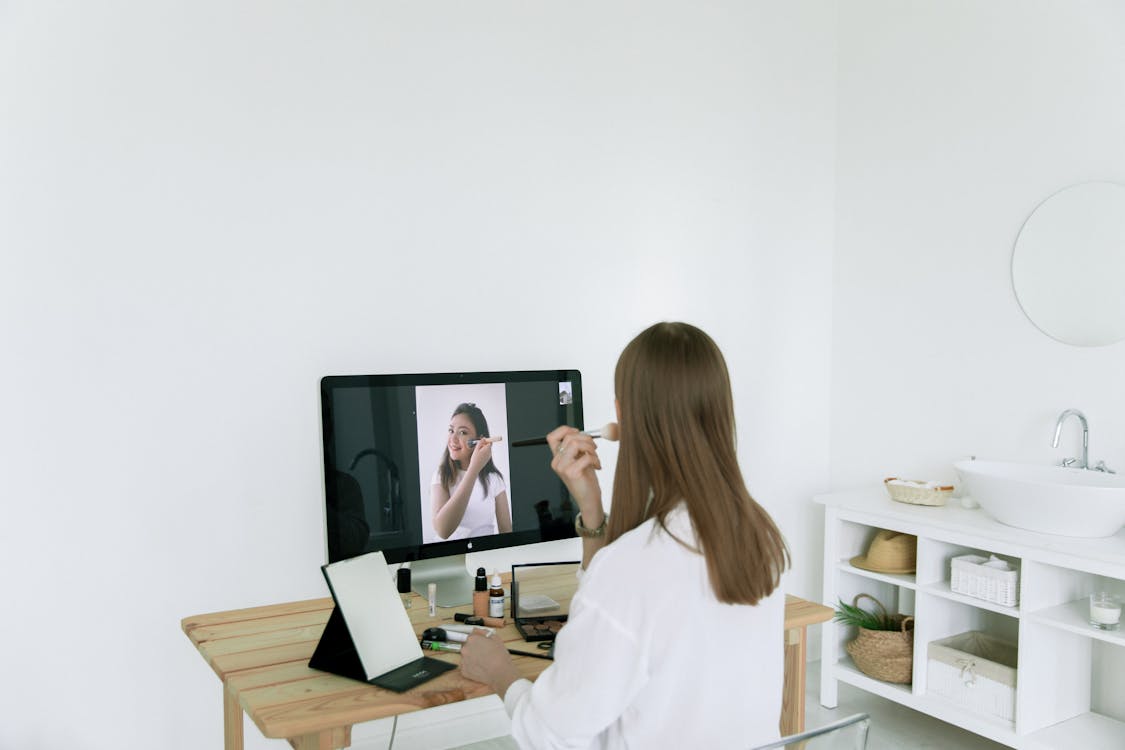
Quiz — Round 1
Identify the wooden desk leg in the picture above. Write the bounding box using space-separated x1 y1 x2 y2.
224 686 244 750
780 626 808 737
290 726 351 750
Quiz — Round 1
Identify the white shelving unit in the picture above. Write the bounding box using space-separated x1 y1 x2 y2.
817 489 1125 749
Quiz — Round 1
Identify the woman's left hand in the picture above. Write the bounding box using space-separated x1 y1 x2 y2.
460 629 521 697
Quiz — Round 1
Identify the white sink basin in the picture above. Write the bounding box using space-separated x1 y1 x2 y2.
954 460 1125 538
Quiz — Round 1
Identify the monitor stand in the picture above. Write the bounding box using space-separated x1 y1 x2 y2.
410 554 474 608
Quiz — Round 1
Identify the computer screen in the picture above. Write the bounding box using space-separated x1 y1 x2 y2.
320 369 582 605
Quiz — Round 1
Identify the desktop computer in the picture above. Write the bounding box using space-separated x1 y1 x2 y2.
320 369 583 606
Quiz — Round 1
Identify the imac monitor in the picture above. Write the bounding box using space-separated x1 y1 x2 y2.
321 369 582 606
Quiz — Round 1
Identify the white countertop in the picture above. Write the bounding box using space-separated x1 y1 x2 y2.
815 488 1125 576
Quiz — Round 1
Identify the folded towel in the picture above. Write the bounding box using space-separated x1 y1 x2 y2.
982 555 1011 571
889 479 937 489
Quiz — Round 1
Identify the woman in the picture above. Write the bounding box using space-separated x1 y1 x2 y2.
460 322 791 748
431 402 513 540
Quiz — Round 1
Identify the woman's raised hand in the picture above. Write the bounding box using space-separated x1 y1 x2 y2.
466 438 495 474
546 425 603 518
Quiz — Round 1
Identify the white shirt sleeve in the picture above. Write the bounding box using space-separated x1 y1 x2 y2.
502 678 533 716
502 575 648 749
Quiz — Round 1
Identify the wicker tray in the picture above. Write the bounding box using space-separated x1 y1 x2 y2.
950 554 1019 607
884 478 954 507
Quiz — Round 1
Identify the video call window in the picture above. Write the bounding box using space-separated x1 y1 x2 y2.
415 383 512 543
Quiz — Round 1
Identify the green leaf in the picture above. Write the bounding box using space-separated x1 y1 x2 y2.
833 598 898 631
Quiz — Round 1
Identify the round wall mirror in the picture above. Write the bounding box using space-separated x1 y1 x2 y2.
1012 181 1125 346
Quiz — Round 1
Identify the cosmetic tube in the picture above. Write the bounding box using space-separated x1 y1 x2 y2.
437 629 469 643
454 612 506 628
428 582 437 617
420 640 461 653
442 623 494 637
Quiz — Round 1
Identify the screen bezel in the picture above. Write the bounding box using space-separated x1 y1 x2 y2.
320 369 583 565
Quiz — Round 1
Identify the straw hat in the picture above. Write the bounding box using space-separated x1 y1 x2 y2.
850 530 917 574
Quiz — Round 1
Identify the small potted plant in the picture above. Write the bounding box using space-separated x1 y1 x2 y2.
834 594 914 684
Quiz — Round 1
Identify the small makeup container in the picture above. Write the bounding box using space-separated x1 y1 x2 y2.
1089 592 1121 630
428 582 437 617
454 612 484 625
396 568 412 610
489 572 505 619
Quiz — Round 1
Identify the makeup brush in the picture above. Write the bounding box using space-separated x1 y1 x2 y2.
512 423 619 447
467 437 503 448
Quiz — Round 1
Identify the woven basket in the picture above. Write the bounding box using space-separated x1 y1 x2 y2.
844 594 915 684
884 477 954 507
882 479 954 508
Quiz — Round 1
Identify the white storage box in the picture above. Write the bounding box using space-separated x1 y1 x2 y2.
950 554 1019 606
927 631 1017 722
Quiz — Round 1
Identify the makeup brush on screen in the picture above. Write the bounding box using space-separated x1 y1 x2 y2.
512 423 619 447
467 437 503 448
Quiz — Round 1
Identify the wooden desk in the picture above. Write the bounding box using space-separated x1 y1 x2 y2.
780 595 834 736
183 592 831 749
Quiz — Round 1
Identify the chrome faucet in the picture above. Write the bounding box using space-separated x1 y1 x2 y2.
1052 409 1089 469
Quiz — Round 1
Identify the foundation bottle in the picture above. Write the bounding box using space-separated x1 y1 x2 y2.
473 567 489 618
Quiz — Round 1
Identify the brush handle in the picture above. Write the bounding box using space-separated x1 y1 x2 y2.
512 427 605 448
507 648 554 661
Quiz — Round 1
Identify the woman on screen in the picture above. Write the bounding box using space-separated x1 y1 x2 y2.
460 322 790 748
431 402 513 540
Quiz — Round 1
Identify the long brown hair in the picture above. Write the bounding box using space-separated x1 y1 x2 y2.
608 322 789 605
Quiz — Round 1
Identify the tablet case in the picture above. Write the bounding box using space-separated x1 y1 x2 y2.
310 551 455 692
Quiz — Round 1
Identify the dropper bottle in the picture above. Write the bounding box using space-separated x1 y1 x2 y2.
489 571 505 619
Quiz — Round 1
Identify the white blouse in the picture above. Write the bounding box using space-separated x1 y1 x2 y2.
503 504 785 749
431 469 507 540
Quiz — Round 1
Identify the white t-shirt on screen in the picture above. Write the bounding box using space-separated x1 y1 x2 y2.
431 469 508 540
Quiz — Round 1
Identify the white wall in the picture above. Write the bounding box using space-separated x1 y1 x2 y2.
0 2 836 748
832 0 1125 487
832 0 1125 722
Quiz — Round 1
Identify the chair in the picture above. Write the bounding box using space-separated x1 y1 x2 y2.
751 713 870 750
